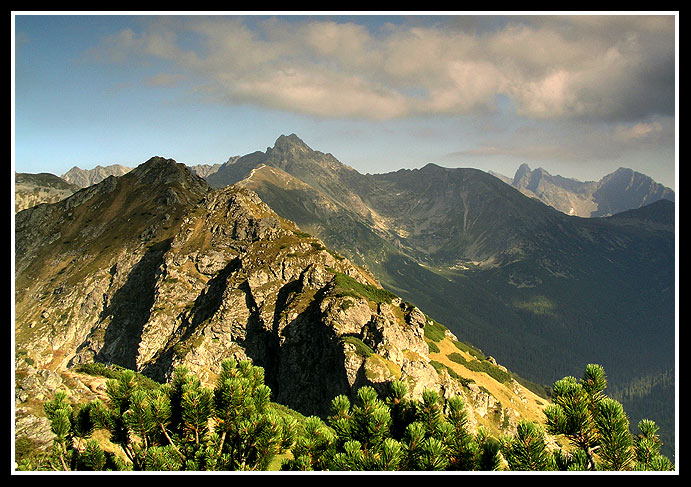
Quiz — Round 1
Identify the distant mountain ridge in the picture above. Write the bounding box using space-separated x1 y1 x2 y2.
17 146 672 220
61 164 132 188
507 163 674 217
59 162 229 187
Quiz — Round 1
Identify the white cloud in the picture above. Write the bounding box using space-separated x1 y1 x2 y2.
510 69 578 119
223 67 411 120
614 121 665 141
89 15 675 122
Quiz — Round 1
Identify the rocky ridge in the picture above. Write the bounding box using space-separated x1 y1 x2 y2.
15 156 547 457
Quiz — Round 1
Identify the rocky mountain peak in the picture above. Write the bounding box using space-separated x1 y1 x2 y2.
512 163 532 186
269 133 312 154
129 156 206 188
611 166 634 177
598 167 663 193
206 134 322 189
591 167 674 217
419 162 445 173
511 164 550 194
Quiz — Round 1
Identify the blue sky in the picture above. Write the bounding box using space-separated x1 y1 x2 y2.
13 12 677 188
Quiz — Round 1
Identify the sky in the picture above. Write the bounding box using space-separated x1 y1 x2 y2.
12 12 678 189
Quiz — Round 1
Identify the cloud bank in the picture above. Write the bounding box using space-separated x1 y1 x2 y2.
89 14 675 123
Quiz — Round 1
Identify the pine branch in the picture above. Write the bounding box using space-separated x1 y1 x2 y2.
58 450 69 471
159 424 185 462
217 430 227 458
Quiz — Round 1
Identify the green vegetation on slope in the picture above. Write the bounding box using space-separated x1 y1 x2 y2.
328 269 398 305
19 361 673 472
423 317 551 401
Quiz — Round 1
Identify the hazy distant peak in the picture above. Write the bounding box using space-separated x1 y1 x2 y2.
270 133 312 153
420 162 445 172
600 166 668 188
512 163 533 186
506 162 674 217
61 163 132 188
512 164 547 194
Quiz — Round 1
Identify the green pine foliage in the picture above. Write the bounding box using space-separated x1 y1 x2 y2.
28 362 674 472
542 364 674 471
283 383 497 471
30 359 295 471
500 421 555 471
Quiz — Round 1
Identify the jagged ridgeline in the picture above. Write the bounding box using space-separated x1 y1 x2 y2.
15 156 548 446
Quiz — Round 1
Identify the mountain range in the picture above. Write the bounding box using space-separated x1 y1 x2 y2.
61 164 132 188
18 145 675 221
202 134 674 370
13 134 676 459
204 135 677 457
